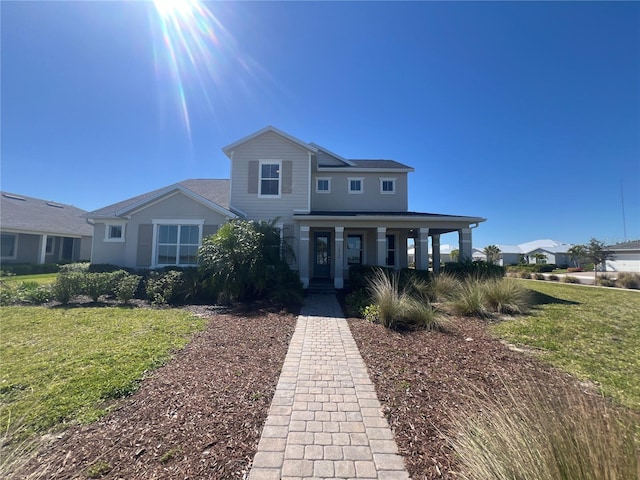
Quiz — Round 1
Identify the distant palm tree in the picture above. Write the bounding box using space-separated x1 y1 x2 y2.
450 249 459 262
568 244 587 268
483 245 501 265
531 252 547 264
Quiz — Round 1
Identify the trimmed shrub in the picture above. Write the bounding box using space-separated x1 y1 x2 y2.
344 289 371 318
82 273 111 302
59 262 90 273
548 274 559 281
533 273 545 280
1 263 59 276
146 270 185 305
87 263 132 274
52 272 83 304
116 274 142 304
442 261 505 280
562 276 581 284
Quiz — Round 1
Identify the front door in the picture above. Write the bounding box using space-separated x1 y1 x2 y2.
313 232 331 278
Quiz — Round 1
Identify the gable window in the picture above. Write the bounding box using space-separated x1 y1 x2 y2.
316 177 331 193
348 177 364 194
380 177 396 194
260 161 281 196
156 224 201 266
347 234 363 265
1 233 17 259
105 223 125 242
386 234 396 267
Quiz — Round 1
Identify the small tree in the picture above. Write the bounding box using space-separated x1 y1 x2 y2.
568 244 587 268
585 238 613 283
483 245 501 265
450 249 460 262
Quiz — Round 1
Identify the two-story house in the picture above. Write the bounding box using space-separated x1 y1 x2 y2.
85 126 485 288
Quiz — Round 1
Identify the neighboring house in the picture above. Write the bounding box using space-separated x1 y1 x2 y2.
605 240 640 272
492 239 574 266
407 243 462 265
0 191 93 265
85 126 486 288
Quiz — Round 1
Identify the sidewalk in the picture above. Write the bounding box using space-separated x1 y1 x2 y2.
248 294 410 480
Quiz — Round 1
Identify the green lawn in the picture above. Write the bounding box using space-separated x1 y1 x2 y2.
2 273 58 286
491 280 640 410
0 306 207 439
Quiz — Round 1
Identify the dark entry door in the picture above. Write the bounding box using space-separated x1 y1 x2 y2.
61 237 74 261
313 232 331 278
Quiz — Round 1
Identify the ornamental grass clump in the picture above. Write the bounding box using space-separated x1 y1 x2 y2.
483 277 529 314
451 379 639 480
366 268 444 331
420 272 461 303
451 279 489 318
616 272 640 289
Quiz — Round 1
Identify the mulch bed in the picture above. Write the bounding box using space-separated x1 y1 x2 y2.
347 316 585 479
13 299 606 479
14 305 297 480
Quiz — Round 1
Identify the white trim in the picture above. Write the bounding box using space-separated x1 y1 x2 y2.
379 177 396 194
315 177 332 193
45 236 55 254
151 219 205 268
348 177 364 194
222 125 318 156
346 232 366 265
104 221 126 242
0 232 18 260
258 159 282 198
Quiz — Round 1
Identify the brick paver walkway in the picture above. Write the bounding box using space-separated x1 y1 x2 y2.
248 294 410 480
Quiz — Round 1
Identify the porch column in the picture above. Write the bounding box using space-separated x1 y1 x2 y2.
299 226 310 288
432 234 441 273
416 228 429 271
39 234 48 265
459 227 472 261
376 227 386 267
334 227 344 289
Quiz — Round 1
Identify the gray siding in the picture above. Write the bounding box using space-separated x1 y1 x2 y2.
90 192 230 268
311 172 408 212
230 131 310 222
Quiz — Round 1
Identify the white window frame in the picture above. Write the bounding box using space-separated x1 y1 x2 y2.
104 222 126 242
316 177 331 194
380 177 396 194
348 177 364 194
259 160 282 198
151 219 204 268
1 233 18 260
346 233 365 265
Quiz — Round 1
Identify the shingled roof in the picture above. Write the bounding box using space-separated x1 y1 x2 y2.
1 192 93 237
85 179 230 218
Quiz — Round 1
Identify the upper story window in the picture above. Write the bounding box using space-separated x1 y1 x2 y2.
105 223 125 242
1 233 17 260
348 177 364 194
316 177 331 193
260 161 281 197
380 177 396 194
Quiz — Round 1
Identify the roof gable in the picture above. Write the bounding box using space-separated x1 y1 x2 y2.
85 180 234 219
222 126 317 157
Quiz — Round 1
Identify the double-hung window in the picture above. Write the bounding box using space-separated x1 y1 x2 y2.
105 223 125 242
260 161 281 196
348 177 364 194
156 224 201 266
316 177 331 193
380 177 396 194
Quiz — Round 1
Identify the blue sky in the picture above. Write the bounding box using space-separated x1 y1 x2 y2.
2 1 639 248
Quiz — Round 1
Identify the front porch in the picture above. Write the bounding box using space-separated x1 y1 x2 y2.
294 212 485 289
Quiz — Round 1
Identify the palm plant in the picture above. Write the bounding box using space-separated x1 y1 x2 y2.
483 245 501 265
